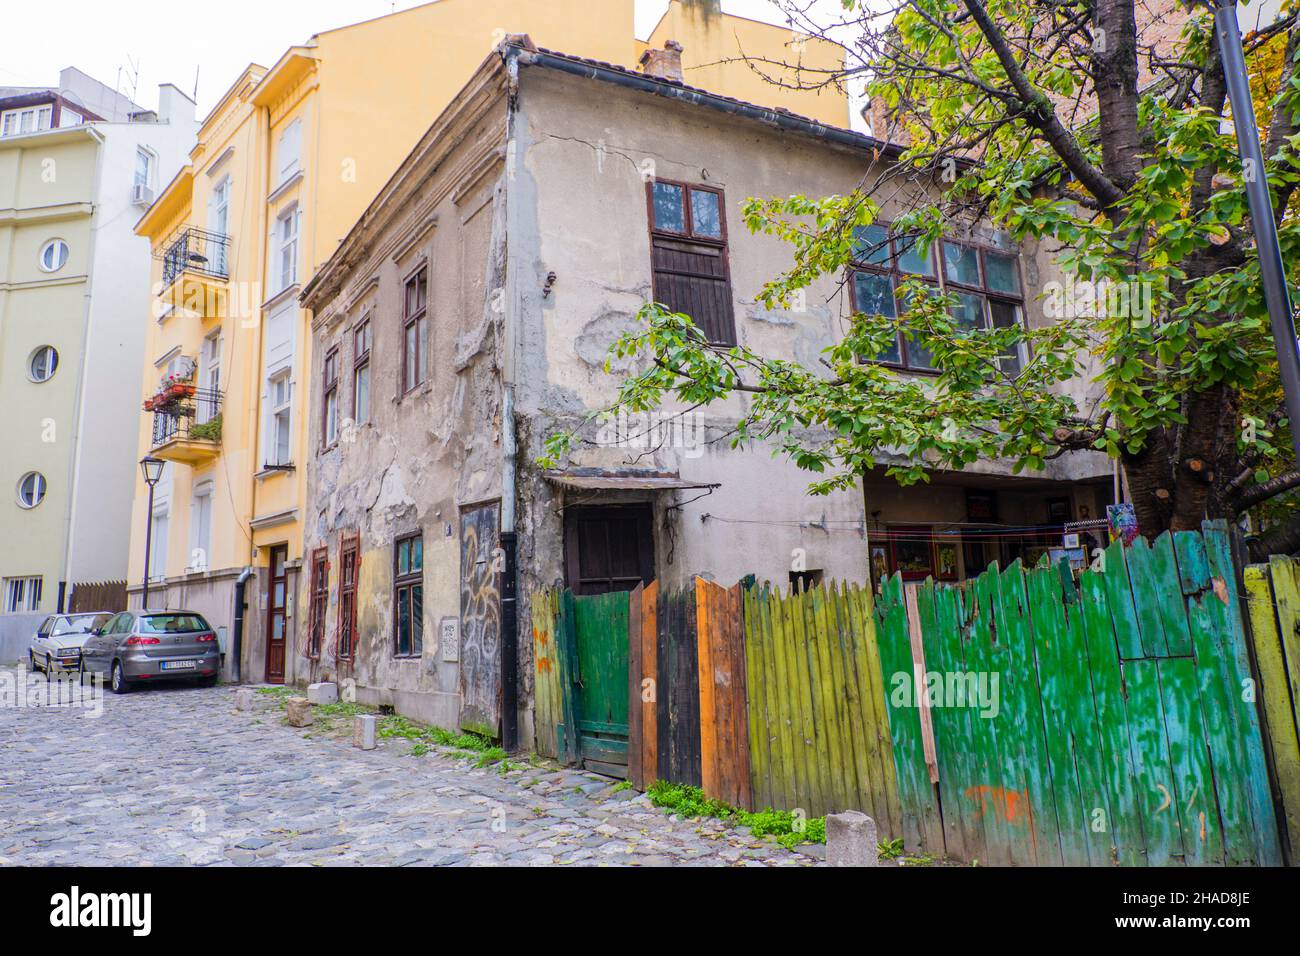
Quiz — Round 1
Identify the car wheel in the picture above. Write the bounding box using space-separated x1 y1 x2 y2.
110 661 130 695
44 654 53 682
197 673 218 689
77 657 87 685
28 651 37 673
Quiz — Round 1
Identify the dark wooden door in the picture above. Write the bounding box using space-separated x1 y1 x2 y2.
459 502 501 737
563 504 655 595
265 545 288 684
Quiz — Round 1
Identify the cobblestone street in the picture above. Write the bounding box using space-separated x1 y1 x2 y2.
0 667 821 867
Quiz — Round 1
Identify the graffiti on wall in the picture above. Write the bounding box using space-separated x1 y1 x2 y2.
459 502 501 736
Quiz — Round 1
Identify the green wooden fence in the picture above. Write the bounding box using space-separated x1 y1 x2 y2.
874 521 1283 866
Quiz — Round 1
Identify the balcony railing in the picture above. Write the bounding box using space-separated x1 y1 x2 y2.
159 227 230 287
150 387 223 447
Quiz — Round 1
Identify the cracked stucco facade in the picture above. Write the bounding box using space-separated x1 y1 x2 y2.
297 48 1111 739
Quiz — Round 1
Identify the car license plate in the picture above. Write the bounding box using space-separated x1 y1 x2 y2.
160 660 197 671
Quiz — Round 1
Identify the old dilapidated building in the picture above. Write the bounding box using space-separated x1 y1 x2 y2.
294 38 1112 747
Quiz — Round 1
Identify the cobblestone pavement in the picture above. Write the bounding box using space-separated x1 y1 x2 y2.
0 666 824 867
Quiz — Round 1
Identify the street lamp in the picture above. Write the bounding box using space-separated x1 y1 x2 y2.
1195 0 1300 458
139 456 165 608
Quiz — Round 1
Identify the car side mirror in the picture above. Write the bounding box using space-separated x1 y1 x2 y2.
90 628 102 636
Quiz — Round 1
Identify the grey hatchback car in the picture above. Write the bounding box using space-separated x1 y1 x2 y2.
80 610 220 694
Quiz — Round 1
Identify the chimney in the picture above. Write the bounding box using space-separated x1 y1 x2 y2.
639 40 684 83
156 84 196 125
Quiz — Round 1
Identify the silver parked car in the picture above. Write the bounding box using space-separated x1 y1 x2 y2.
79 610 221 694
29 613 113 678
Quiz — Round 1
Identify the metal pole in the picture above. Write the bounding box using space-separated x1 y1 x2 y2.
142 483 155 609
1214 0 1300 456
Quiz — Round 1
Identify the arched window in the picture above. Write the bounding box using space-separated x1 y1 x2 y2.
17 472 46 508
39 239 68 272
28 346 59 382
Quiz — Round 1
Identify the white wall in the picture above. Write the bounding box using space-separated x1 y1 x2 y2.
64 86 198 586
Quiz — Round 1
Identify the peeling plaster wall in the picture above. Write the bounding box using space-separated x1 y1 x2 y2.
297 99 507 728
509 68 1110 601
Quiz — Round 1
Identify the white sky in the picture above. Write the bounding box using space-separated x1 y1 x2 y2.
1 0 855 118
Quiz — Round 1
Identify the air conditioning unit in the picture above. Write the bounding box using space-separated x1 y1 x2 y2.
131 182 155 207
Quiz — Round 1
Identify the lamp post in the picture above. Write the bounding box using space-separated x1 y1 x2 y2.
139 456 165 608
1199 0 1300 457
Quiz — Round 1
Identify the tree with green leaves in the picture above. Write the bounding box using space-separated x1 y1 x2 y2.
543 0 1300 558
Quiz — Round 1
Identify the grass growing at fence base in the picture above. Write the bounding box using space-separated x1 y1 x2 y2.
376 714 510 768
647 780 827 849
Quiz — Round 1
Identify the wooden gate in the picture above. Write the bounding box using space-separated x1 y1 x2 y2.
874 521 1283 866
547 590 630 776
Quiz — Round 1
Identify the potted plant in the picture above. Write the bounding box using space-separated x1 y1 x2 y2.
190 413 222 442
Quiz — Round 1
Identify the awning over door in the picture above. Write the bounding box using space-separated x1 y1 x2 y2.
543 469 719 491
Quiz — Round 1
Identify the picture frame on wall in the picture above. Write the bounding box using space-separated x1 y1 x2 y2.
934 538 960 581
966 490 997 522
890 526 935 581
869 543 890 589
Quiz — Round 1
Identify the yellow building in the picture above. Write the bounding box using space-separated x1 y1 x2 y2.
128 0 847 684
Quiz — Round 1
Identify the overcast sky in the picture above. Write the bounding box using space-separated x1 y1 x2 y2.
1 0 856 117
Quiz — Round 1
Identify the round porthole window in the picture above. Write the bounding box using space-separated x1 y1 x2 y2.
39 239 69 272
17 471 47 509
28 346 59 382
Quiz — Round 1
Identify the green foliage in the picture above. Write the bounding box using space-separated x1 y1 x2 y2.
540 0 1300 520
646 780 830 847
376 715 508 763
189 413 222 442
879 837 905 860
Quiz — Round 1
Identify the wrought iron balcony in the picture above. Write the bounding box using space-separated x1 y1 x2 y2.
159 227 230 287
149 387 223 463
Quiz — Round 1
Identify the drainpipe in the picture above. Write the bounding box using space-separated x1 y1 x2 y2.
231 565 254 683
498 50 521 752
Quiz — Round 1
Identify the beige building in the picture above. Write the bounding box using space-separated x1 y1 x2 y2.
298 38 1111 751
126 0 848 685
0 71 195 642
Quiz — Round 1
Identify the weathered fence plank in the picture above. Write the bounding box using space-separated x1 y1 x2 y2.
873 522 1282 867
1243 561 1300 864
530 589 563 759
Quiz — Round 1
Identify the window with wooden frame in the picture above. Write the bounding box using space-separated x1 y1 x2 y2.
322 346 339 448
393 532 423 657
647 179 735 346
337 534 359 660
401 268 428 393
352 318 371 425
307 548 328 659
849 225 1026 375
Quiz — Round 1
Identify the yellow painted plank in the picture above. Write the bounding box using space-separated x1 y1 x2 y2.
1246 563 1300 862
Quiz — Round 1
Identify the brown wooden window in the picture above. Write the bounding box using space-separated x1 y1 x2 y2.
849 225 1025 375
647 179 735 346
401 268 427 393
322 346 339 447
393 532 423 657
352 318 371 425
563 504 654 595
337 534 358 660
307 548 328 659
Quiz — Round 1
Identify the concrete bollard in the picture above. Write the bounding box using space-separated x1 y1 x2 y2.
826 810 878 867
235 688 254 712
285 696 314 727
353 714 378 750
306 681 338 705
